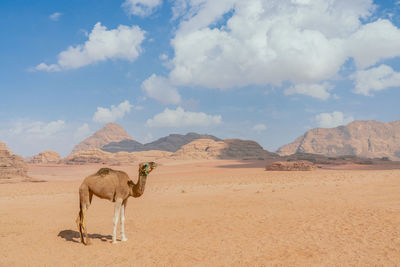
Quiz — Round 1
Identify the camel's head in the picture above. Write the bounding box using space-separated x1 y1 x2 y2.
139 162 157 176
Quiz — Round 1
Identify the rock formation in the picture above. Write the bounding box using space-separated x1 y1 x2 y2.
102 132 221 153
0 141 28 178
172 138 277 160
265 161 316 171
277 120 400 160
72 123 133 153
171 139 227 160
29 150 61 164
63 149 171 165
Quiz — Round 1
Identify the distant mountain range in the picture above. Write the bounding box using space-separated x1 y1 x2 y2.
278 120 400 160
70 120 400 162
102 133 221 153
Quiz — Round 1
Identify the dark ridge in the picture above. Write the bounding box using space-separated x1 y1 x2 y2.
101 132 221 153
282 152 391 165
102 139 145 153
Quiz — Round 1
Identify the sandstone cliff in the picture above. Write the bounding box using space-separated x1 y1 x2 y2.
172 138 277 160
72 123 133 153
29 150 61 164
0 141 28 178
277 120 400 160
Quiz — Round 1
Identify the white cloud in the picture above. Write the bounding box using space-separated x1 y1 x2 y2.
122 0 162 17
167 0 400 94
352 64 400 96
35 22 145 71
93 100 133 123
315 111 354 128
34 63 61 72
49 12 62 21
141 74 182 105
11 120 65 136
146 107 222 127
284 82 333 100
74 123 91 140
347 19 400 69
253 123 267 133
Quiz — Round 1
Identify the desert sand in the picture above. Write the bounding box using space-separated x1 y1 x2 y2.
1 160 400 266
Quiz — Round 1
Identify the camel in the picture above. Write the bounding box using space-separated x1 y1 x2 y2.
76 161 157 245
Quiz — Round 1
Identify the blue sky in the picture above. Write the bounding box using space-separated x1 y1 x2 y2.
1 0 400 157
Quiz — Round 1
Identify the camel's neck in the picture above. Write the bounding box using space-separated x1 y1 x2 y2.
132 174 147 198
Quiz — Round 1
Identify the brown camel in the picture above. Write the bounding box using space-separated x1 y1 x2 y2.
76 162 157 245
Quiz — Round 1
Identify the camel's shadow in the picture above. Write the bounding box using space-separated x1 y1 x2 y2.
58 230 112 243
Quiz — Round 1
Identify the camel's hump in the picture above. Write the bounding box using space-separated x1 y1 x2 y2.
96 168 114 176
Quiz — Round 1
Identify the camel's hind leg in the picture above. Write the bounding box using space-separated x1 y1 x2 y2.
81 207 90 245
77 185 91 245
76 204 84 243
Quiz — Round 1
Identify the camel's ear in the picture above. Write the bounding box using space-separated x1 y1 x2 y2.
128 180 134 187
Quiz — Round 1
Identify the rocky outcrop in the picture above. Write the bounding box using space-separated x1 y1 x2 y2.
29 151 61 164
265 161 316 171
277 120 400 160
72 123 133 153
171 139 227 160
0 141 28 178
222 139 277 160
102 132 221 153
172 138 277 160
63 149 133 165
63 149 172 165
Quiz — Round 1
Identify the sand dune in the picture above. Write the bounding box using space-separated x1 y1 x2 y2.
1 160 400 266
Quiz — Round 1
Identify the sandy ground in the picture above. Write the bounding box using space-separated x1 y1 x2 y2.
1 160 400 266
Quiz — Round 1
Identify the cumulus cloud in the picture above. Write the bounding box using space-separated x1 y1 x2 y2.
93 100 133 123
284 82 333 100
141 74 182 105
74 123 91 140
49 12 62 21
35 22 145 71
253 123 267 133
167 0 400 97
146 107 222 127
352 64 400 96
347 19 400 69
122 0 162 17
11 120 65 136
315 111 354 128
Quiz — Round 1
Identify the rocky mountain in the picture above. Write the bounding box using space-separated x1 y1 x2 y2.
72 123 133 153
172 138 278 160
102 132 221 153
29 151 61 164
277 120 400 160
0 141 28 178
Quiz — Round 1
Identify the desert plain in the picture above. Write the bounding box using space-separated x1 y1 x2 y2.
1 160 400 266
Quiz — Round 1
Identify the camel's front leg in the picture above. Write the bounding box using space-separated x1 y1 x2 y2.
120 199 128 242
112 198 122 244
